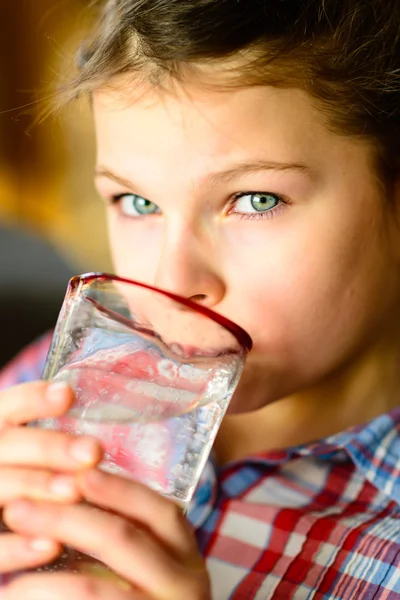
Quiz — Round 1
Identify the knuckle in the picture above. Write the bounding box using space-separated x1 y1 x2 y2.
1 467 48 497
0 539 16 564
0 427 24 461
35 470 56 496
165 500 186 529
0 536 24 564
0 425 15 445
184 575 211 600
26 431 52 461
24 468 48 489
0 381 58 431
109 515 137 546
2 381 44 407
0 421 11 435
32 431 68 465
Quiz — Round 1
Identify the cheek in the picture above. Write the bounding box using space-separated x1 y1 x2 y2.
221 203 390 373
218 223 324 357
107 215 162 281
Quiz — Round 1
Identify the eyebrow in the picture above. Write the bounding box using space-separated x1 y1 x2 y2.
94 160 309 189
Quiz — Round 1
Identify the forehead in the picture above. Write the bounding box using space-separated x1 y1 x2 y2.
92 77 379 196
92 81 327 163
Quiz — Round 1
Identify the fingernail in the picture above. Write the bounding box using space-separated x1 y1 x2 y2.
50 475 77 498
46 381 71 403
70 438 100 464
29 538 57 553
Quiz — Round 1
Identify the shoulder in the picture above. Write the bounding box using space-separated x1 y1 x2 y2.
0 332 53 390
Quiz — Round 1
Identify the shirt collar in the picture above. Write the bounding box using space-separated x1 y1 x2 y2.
187 406 400 529
322 406 400 505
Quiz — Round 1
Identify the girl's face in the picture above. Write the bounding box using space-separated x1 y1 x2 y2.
93 81 400 413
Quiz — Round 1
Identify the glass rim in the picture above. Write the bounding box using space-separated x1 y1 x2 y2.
68 272 253 352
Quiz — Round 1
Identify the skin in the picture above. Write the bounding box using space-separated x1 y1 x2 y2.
0 382 209 599
1 74 400 598
94 80 400 455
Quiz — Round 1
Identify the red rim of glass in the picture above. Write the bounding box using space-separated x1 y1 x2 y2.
68 272 253 352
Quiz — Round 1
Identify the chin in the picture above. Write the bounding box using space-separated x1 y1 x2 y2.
227 365 291 414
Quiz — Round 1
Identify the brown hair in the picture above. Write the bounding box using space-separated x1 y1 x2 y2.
65 0 400 183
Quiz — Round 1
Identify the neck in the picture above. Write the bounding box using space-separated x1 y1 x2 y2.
215 327 400 465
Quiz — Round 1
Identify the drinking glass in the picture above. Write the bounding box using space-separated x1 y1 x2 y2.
2 273 251 582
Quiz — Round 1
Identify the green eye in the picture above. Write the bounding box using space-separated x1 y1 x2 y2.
234 192 281 215
115 194 161 217
250 193 279 212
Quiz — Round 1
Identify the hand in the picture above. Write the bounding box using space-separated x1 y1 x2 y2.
3 469 211 600
0 381 102 573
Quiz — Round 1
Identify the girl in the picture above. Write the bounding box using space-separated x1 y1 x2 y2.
0 1 399 598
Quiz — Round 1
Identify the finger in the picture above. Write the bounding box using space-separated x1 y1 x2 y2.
0 532 60 573
0 382 74 426
0 468 80 504
5 500 208 600
0 427 102 471
3 573 139 600
79 470 197 559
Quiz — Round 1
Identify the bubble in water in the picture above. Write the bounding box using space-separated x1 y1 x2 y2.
158 359 178 379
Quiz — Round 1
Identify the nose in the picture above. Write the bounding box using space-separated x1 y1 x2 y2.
154 222 226 309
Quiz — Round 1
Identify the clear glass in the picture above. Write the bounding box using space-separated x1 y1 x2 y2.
3 273 251 583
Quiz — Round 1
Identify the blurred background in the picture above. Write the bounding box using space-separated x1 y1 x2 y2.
0 1 112 367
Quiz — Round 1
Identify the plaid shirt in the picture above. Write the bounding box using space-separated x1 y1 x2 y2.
1 336 400 599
